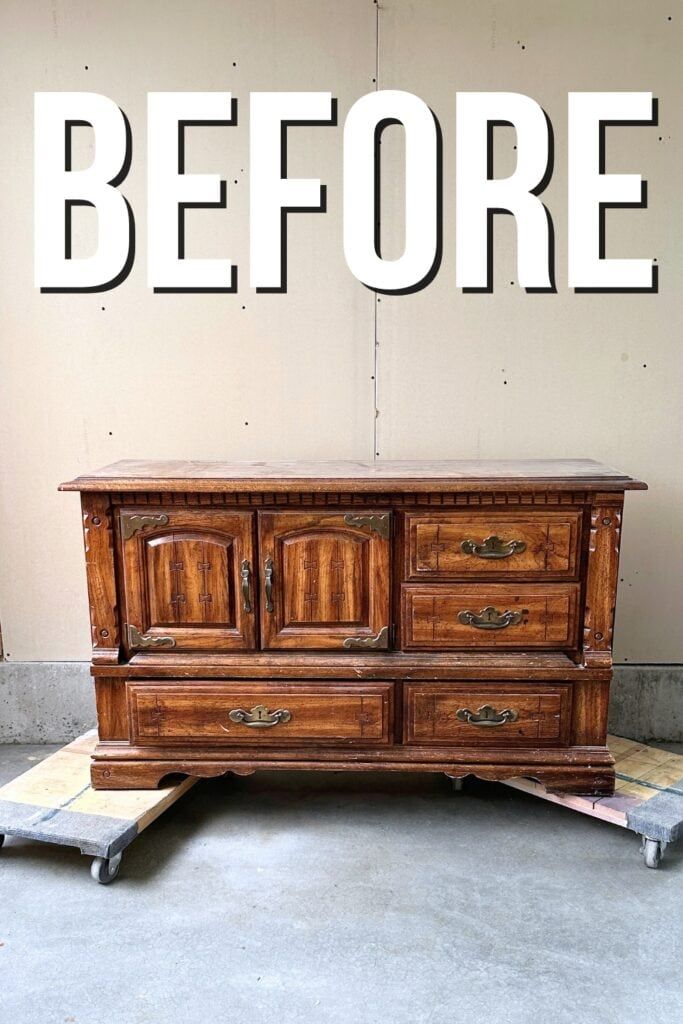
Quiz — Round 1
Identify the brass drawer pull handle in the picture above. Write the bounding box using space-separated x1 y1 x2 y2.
227 705 292 728
457 606 525 630
460 535 527 559
456 705 519 727
240 559 252 613
264 557 274 612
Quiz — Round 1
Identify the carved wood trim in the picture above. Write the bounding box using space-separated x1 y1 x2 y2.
81 493 120 664
582 502 623 666
109 490 591 508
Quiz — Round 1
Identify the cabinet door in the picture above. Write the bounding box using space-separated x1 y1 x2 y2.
120 509 256 652
258 512 391 650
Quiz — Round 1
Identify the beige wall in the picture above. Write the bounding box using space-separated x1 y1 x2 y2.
0 0 680 663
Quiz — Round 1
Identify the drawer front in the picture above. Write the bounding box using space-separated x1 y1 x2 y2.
128 682 393 746
401 583 580 649
404 683 572 746
405 512 582 579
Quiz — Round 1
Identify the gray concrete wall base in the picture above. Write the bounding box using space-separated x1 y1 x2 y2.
0 662 93 742
0 661 681 744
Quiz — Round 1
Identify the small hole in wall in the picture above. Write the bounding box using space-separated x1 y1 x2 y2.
234 180 238 184
643 364 647 368
241 305 246 310
108 431 113 436
233 62 237 67
244 421 249 426
84 65 89 70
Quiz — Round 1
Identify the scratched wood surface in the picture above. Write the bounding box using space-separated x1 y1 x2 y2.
59 459 646 493
505 735 683 829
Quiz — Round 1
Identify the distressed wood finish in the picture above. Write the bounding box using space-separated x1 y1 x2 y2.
81 493 120 664
61 459 646 493
128 681 393 746
404 683 572 746
120 508 256 653
405 511 581 579
401 583 580 649
583 500 624 669
258 511 390 650
59 460 645 796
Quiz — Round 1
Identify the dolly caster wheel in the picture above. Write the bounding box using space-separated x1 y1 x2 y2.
445 774 467 793
0 834 5 849
640 837 666 869
91 851 122 884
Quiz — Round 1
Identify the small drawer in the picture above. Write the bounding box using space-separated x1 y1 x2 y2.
127 681 393 746
401 583 580 649
404 683 572 746
404 512 582 579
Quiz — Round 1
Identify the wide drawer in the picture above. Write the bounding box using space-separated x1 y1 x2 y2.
404 683 572 746
404 512 582 579
127 681 393 745
401 583 580 649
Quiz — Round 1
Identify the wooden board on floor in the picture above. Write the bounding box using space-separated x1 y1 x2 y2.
504 734 683 843
0 731 196 858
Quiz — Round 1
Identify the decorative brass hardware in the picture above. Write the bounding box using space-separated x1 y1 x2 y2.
121 513 169 541
455 705 519 727
460 535 526 559
226 705 292 728
457 606 525 630
343 625 390 650
127 624 176 649
240 559 252 613
343 513 391 540
264 557 274 612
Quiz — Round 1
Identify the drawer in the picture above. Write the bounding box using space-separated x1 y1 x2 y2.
127 681 393 746
401 583 580 649
404 683 572 746
404 512 582 579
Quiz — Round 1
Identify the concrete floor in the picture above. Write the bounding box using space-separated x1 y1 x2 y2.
0 745 681 1024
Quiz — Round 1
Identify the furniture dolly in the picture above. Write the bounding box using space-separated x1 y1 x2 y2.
0 732 680 882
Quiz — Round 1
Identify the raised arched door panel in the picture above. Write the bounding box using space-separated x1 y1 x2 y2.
119 509 256 652
258 511 391 649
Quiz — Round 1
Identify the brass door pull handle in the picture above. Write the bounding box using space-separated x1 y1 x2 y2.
460 535 526 559
240 559 252 613
226 705 292 728
457 606 525 629
264 557 274 612
456 705 519 727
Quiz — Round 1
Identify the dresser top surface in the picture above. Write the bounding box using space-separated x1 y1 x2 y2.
60 459 646 493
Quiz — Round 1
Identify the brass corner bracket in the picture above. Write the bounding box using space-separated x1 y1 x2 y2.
121 513 169 541
343 513 391 540
343 625 390 650
127 624 176 649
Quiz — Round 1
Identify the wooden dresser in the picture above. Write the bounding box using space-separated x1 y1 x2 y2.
60 460 645 794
